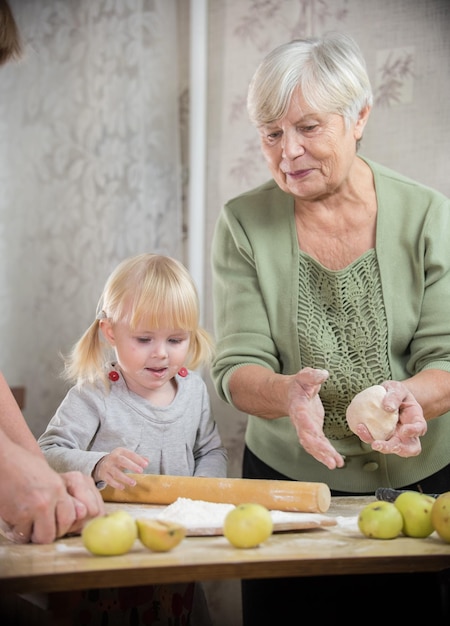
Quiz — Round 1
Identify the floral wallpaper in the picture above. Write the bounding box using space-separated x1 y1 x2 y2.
0 0 183 437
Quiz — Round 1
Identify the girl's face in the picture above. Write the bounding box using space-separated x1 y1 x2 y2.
100 319 191 402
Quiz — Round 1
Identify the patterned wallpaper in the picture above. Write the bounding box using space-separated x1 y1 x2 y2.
0 0 183 437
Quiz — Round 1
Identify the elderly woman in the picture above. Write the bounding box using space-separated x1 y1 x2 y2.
211 33 450 623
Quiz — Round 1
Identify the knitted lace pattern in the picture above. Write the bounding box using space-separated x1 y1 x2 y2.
297 249 391 440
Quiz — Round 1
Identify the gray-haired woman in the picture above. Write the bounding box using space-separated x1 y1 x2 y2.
211 32 450 623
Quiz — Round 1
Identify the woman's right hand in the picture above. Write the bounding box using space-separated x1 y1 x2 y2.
287 367 345 470
93 447 149 490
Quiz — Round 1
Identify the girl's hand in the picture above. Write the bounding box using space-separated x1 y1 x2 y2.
287 367 345 470
93 447 149 490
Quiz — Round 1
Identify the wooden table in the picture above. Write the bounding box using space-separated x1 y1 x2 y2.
1 496 450 593
1 496 450 622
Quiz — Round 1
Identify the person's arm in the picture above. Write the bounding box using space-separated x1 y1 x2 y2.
0 433 104 544
0 372 104 544
191 379 228 478
0 372 42 455
229 364 345 470
38 385 113 475
211 200 345 470
227 363 450 455
393 193 450 422
404 369 450 421
228 365 293 419
356 371 450 457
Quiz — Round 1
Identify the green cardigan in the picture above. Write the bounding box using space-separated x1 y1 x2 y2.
211 157 450 492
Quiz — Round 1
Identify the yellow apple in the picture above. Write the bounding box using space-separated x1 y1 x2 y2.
394 491 436 538
358 501 403 539
136 518 186 552
223 503 273 548
431 491 450 543
82 510 137 556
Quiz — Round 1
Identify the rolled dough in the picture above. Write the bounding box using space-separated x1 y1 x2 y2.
346 385 398 441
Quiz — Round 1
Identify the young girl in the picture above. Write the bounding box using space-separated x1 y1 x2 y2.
39 252 227 487
38 252 227 626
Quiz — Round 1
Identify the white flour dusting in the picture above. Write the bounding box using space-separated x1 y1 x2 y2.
156 498 235 527
153 497 333 529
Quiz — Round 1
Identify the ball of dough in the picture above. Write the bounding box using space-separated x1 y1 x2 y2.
346 385 398 441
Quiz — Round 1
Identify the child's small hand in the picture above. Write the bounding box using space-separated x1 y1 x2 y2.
93 447 148 490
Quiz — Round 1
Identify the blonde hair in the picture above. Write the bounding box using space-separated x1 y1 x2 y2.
63 253 214 387
0 0 22 66
247 32 373 130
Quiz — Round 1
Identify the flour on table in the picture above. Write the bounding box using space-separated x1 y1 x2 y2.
153 497 331 528
156 498 235 528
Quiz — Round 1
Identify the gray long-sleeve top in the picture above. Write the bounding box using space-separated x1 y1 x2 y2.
38 368 228 478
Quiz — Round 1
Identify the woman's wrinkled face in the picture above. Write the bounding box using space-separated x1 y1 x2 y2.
257 87 368 201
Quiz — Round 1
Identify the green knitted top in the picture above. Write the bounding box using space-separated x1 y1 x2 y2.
297 248 391 441
211 156 450 492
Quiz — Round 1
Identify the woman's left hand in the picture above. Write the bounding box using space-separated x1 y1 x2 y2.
355 381 427 457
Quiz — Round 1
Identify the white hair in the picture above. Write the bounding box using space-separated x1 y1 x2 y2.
247 32 373 129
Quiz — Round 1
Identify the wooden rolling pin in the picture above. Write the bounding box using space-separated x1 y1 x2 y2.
100 474 331 513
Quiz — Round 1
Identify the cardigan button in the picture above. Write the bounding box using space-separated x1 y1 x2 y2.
362 461 379 472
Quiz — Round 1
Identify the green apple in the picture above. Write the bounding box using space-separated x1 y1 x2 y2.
223 503 273 548
358 501 403 539
136 518 186 552
431 491 450 543
82 510 137 556
394 490 436 538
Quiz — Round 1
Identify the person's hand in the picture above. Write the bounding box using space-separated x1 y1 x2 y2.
287 367 345 470
0 441 103 544
93 447 149 490
59 471 105 536
354 380 427 457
